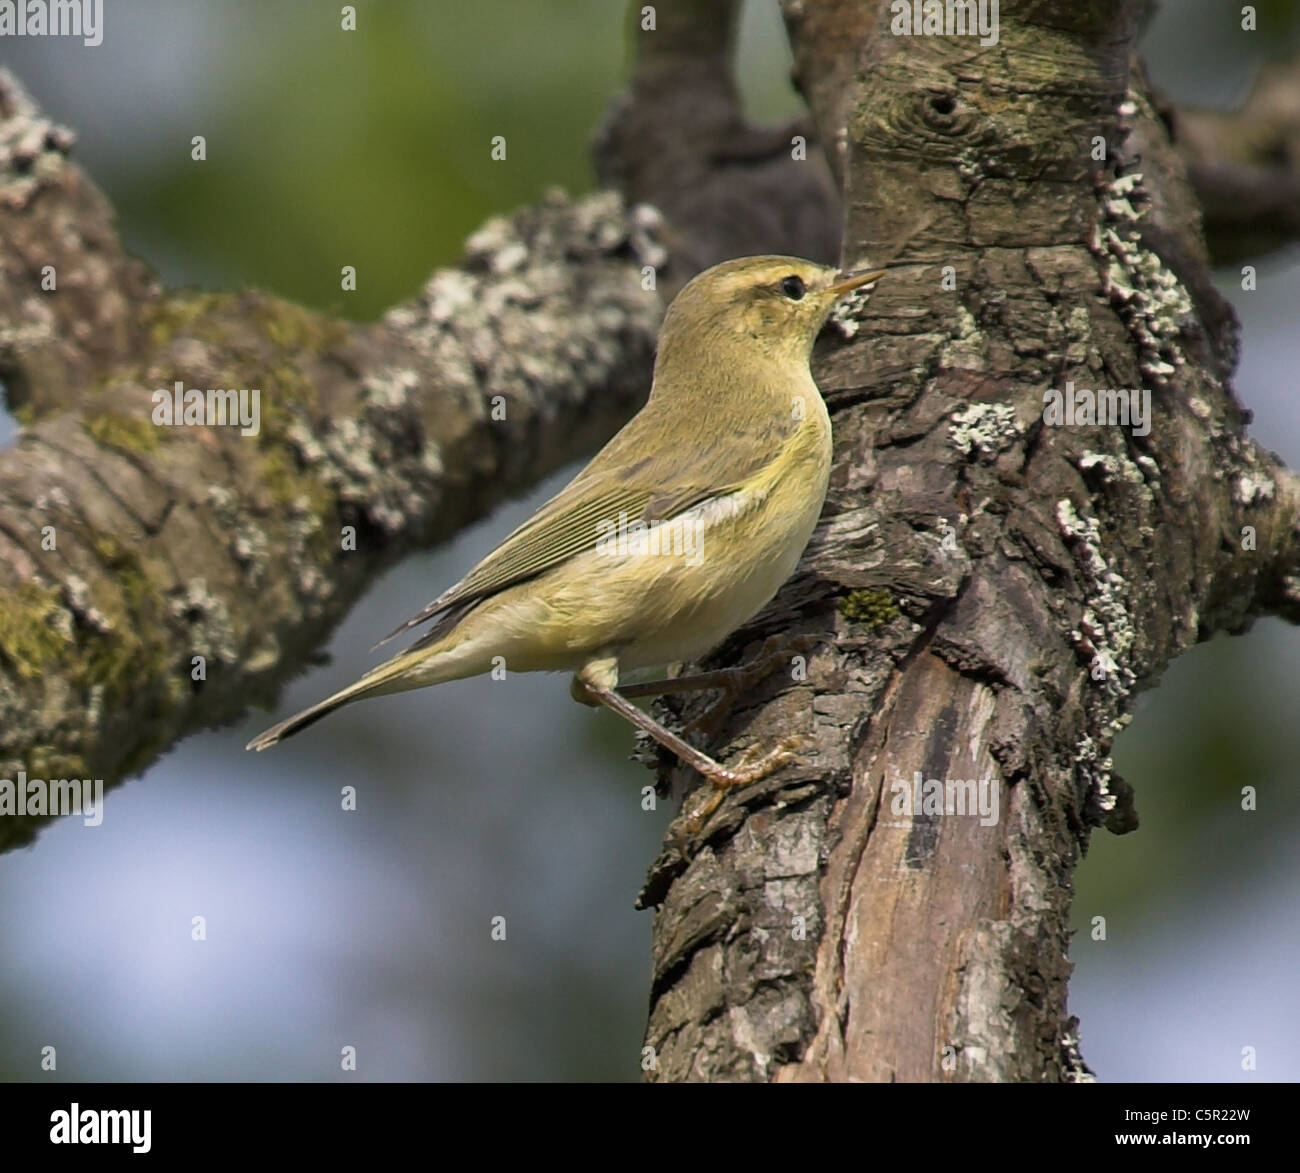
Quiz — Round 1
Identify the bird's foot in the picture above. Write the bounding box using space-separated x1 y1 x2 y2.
674 733 812 840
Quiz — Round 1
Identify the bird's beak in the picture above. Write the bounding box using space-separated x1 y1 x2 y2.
828 267 887 297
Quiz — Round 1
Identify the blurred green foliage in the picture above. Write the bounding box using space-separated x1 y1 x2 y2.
112 1 627 318
1075 626 1300 924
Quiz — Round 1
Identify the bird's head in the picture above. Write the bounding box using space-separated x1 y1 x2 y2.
655 255 885 374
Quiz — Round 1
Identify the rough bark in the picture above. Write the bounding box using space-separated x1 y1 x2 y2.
635 0 1300 1082
4 1 1300 1085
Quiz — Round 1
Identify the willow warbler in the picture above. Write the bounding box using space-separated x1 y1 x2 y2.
247 256 883 792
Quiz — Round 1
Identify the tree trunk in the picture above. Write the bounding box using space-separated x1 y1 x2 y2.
2 2 1299 1083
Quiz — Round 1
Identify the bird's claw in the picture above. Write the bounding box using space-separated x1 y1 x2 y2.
673 733 814 844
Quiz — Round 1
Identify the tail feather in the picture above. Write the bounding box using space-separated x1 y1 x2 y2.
246 650 424 751
246 696 347 751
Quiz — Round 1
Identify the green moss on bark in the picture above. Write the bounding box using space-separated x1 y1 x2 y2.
0 582 71 679
84 412 160 452
839 588 900 629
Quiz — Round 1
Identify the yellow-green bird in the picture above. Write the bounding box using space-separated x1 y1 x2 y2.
247 255 883 795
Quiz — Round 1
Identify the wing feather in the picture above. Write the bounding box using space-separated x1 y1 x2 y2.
378 386 797 647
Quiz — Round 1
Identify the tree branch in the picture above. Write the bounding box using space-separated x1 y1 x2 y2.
592 0 841 280
0 0 854 859
1164 56 1300 264
0 70 673 852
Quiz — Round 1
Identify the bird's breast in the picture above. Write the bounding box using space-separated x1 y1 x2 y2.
615 380 833 670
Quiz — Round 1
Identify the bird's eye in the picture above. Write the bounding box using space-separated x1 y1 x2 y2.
780 275 806 300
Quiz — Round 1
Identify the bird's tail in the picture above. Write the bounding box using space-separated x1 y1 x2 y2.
245 647 431 751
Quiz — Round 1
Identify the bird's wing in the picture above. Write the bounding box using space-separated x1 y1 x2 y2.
378 399 796 647
376 479 653 646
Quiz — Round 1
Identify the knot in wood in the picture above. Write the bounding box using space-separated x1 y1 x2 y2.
917 87 973 137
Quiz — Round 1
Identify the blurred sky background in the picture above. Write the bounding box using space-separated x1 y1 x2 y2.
1 0 1298 1082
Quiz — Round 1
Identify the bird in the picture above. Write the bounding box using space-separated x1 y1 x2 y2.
247 254 883 804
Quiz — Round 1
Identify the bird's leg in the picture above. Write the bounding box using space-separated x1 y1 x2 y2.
617 633 818 737
616 668 746 738
574 656 809 841
573 661 804 791
579 677 802 789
